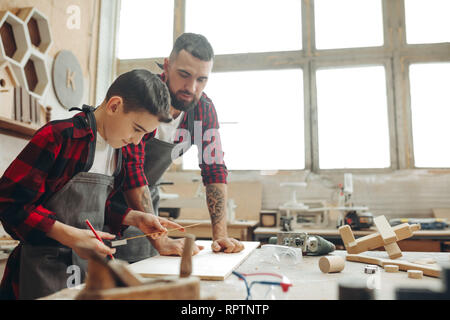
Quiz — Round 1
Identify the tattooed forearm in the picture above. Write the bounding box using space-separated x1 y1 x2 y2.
140 186 154 214
124 185 155 214
206 184 225 226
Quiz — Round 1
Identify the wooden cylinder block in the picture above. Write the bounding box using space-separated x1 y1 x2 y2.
319 255 345 273
408 270 423 279
384 265 399 273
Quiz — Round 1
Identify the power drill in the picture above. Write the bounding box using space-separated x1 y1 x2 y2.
269 232 335 256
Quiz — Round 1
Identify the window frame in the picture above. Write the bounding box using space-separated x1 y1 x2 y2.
107 0 450 173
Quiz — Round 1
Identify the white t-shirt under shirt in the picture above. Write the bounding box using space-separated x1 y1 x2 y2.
89 132 116 176
154 111 185 143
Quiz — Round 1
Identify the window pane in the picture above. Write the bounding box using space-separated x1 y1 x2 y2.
317 66 390 169
182 69 305 170
405 0 450 44
117 0 174 59
185 0 302 54
410 63 450 167
315 0 383 49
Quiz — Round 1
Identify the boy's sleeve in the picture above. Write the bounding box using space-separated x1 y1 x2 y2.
104 191 131 237
122 131 156 190
0 125 61 243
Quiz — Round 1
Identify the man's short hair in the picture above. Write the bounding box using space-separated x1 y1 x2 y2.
170 33 214 62
106 69 172 123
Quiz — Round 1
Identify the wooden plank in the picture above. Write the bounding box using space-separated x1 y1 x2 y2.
128 240 260 280
374 215 397 244
346 254 441 278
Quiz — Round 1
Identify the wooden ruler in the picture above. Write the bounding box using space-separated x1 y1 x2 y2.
111 222 202 247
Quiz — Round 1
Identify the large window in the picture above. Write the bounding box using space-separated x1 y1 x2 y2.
183 69 305 170
404 0 450 44
115 0 450 171
185 0 302 54
314 0 383 49
117 0 174 59
410 63 450 168
316 66 390 169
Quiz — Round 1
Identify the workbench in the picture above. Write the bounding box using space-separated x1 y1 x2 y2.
170 219 259 241
43 249 450 300
254 227 450 252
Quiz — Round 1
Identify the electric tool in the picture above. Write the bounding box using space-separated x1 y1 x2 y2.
268 232 335 256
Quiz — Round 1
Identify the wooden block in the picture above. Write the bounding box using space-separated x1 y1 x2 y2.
408 270 423 279
384 264 399 273
374 215 397 244
180 234 194 278
339 225 357 250
76 276 200 300
319 255 345 273
384 242 402 259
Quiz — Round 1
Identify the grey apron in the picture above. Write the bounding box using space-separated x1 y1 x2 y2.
113 108 195 263
18 105 122 300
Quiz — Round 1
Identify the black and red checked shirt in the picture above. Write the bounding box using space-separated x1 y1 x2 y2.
122 73 228 190
0 111 131 299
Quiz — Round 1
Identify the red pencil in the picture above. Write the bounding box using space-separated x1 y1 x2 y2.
85 219 114 260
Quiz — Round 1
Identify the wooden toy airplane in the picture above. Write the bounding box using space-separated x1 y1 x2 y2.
339 215 420 259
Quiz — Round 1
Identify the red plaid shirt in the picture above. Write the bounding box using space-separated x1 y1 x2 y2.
0 111 131 299
122 74 228 189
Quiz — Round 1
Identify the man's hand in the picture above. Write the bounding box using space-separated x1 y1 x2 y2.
212 237 245 253
153 236 204 256
124 210 185 240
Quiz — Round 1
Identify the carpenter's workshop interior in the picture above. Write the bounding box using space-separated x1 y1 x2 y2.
0 0 449 308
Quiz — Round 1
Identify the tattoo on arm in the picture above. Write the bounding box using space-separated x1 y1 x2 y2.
206 184 225 226
140 186 154 214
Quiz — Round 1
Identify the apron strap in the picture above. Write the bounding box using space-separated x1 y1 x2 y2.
69 105 97 172
186 107 195 144
113 149 122 177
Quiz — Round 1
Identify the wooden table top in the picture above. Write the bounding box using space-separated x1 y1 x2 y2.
43 248 450 300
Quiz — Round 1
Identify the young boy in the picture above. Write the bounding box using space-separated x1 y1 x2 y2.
0 69 183 300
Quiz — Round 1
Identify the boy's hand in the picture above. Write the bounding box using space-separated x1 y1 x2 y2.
47 221 116 259
72 229 116 259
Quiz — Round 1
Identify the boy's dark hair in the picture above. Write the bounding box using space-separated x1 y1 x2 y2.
170 33 214 62
105 69 172 123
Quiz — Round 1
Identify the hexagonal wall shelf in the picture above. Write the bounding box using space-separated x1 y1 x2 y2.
17 7 52 55
12 49 49 99
0 10 31 66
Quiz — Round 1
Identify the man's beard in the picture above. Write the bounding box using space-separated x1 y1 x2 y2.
167 79 198 112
